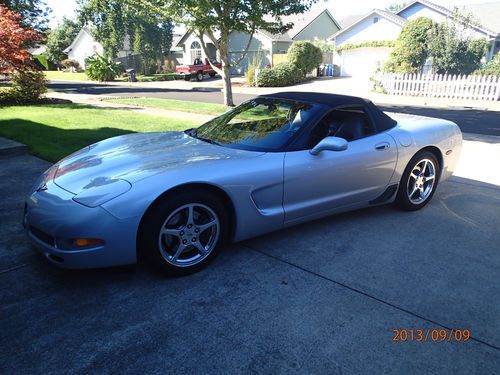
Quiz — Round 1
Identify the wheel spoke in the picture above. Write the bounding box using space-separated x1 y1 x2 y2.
410 172 419 180
421 160 428 175
171 243 187 261
192 240 207 255
426 175 435 181
198 220 217 233
161 228 182 238
409 185 418 198
186 205 195 225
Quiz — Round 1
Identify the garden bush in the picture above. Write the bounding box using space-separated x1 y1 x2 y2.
474 53 500 76
256 62 305 87
85 54 123 81
287 41 322 75
7 70 47 103
60 59 81 72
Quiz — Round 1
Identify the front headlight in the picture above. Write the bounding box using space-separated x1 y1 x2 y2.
72 178 132 208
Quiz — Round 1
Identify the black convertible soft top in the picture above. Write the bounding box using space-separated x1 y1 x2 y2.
260 92 397 132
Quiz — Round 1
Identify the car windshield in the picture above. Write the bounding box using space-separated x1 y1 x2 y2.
187 98 319 152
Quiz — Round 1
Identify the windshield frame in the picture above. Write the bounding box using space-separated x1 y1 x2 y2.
187 97 328 153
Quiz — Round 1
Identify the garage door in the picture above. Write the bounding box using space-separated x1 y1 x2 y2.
340 47 391 78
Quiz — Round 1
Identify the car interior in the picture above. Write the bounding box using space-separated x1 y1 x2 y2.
308 106 375 148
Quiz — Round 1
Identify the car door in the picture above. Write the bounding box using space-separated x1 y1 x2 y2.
283 131 397 223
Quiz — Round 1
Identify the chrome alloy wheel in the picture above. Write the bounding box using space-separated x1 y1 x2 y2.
407 158 436 204
158 203 220 267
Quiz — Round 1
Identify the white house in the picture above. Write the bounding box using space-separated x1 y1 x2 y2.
175 9 341 74
331 0 500 78
63 28 105 69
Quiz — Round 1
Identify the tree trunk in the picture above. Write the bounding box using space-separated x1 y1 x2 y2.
221 62 234 107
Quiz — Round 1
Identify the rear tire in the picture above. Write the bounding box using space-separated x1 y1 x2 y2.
395 151 440 211
139 190 229 275
209 72 216 78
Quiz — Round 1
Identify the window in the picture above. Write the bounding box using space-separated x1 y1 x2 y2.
307 106 375 148
190 41 202 64
373 17 379 24
192 98 320 152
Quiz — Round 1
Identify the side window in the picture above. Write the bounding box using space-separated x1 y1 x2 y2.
307 106 375 147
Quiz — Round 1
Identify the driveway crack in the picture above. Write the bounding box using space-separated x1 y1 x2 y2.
243 244 500 352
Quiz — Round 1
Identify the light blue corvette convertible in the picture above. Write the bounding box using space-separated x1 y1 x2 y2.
24 92 462 274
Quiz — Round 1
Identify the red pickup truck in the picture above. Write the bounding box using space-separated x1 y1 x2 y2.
176 58 222 81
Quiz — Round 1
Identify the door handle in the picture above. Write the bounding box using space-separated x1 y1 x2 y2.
375 142 390 150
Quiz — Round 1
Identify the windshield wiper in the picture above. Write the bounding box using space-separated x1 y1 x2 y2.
185 128 221 146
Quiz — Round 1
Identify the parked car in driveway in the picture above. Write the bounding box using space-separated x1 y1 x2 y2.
175 58 221 81
24 92 462 275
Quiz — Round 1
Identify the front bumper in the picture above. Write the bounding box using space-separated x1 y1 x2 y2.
24 180 140 269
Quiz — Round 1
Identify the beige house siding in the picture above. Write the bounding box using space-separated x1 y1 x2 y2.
293 11 340 41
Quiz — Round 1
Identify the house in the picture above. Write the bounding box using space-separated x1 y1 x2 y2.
331 0 500 78
175 9 341 74
64 28 183 71
63 28 106 69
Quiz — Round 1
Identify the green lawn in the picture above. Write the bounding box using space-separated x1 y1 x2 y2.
0 104 201 162
44 71 89 81
104 97 228 116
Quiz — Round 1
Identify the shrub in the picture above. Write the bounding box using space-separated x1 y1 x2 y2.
60 59 81 71
85 54 122 81
384 17 435 73
0 70 47 104
33 54 49 70
245 65 256 86
474 53 500 76
245 50 263 87
287 41 323 74
256 62 305 87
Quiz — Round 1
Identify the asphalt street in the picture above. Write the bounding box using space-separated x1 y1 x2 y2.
48 81 500 136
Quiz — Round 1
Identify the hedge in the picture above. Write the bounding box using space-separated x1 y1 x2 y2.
256 62 305 87
336 40 395 52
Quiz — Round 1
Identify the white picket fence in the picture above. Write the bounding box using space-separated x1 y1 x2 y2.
380 73 500 101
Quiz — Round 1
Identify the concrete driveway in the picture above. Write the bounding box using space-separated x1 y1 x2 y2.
1 135 499 373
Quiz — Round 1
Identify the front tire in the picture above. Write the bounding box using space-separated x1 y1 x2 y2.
140 190 228 275
196 71 204 81
395 151 440 211
184 74 192 81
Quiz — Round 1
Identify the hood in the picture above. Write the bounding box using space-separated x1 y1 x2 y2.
53 131 264 194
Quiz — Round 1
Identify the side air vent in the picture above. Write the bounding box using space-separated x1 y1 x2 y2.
369 184 398 205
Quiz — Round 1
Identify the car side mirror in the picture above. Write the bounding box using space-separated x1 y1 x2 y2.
310 136 348 155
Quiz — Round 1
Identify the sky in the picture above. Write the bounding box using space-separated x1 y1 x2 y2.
46 0 499 28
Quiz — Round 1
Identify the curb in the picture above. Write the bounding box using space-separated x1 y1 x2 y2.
0 137 28 158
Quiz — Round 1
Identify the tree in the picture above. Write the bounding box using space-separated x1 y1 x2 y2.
132 19 174 75
45 17 80 64
384 17 435 73
428 10 488 75
138 0 317 106
77 0 173 74
0 4 43 72
0 0 51 31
